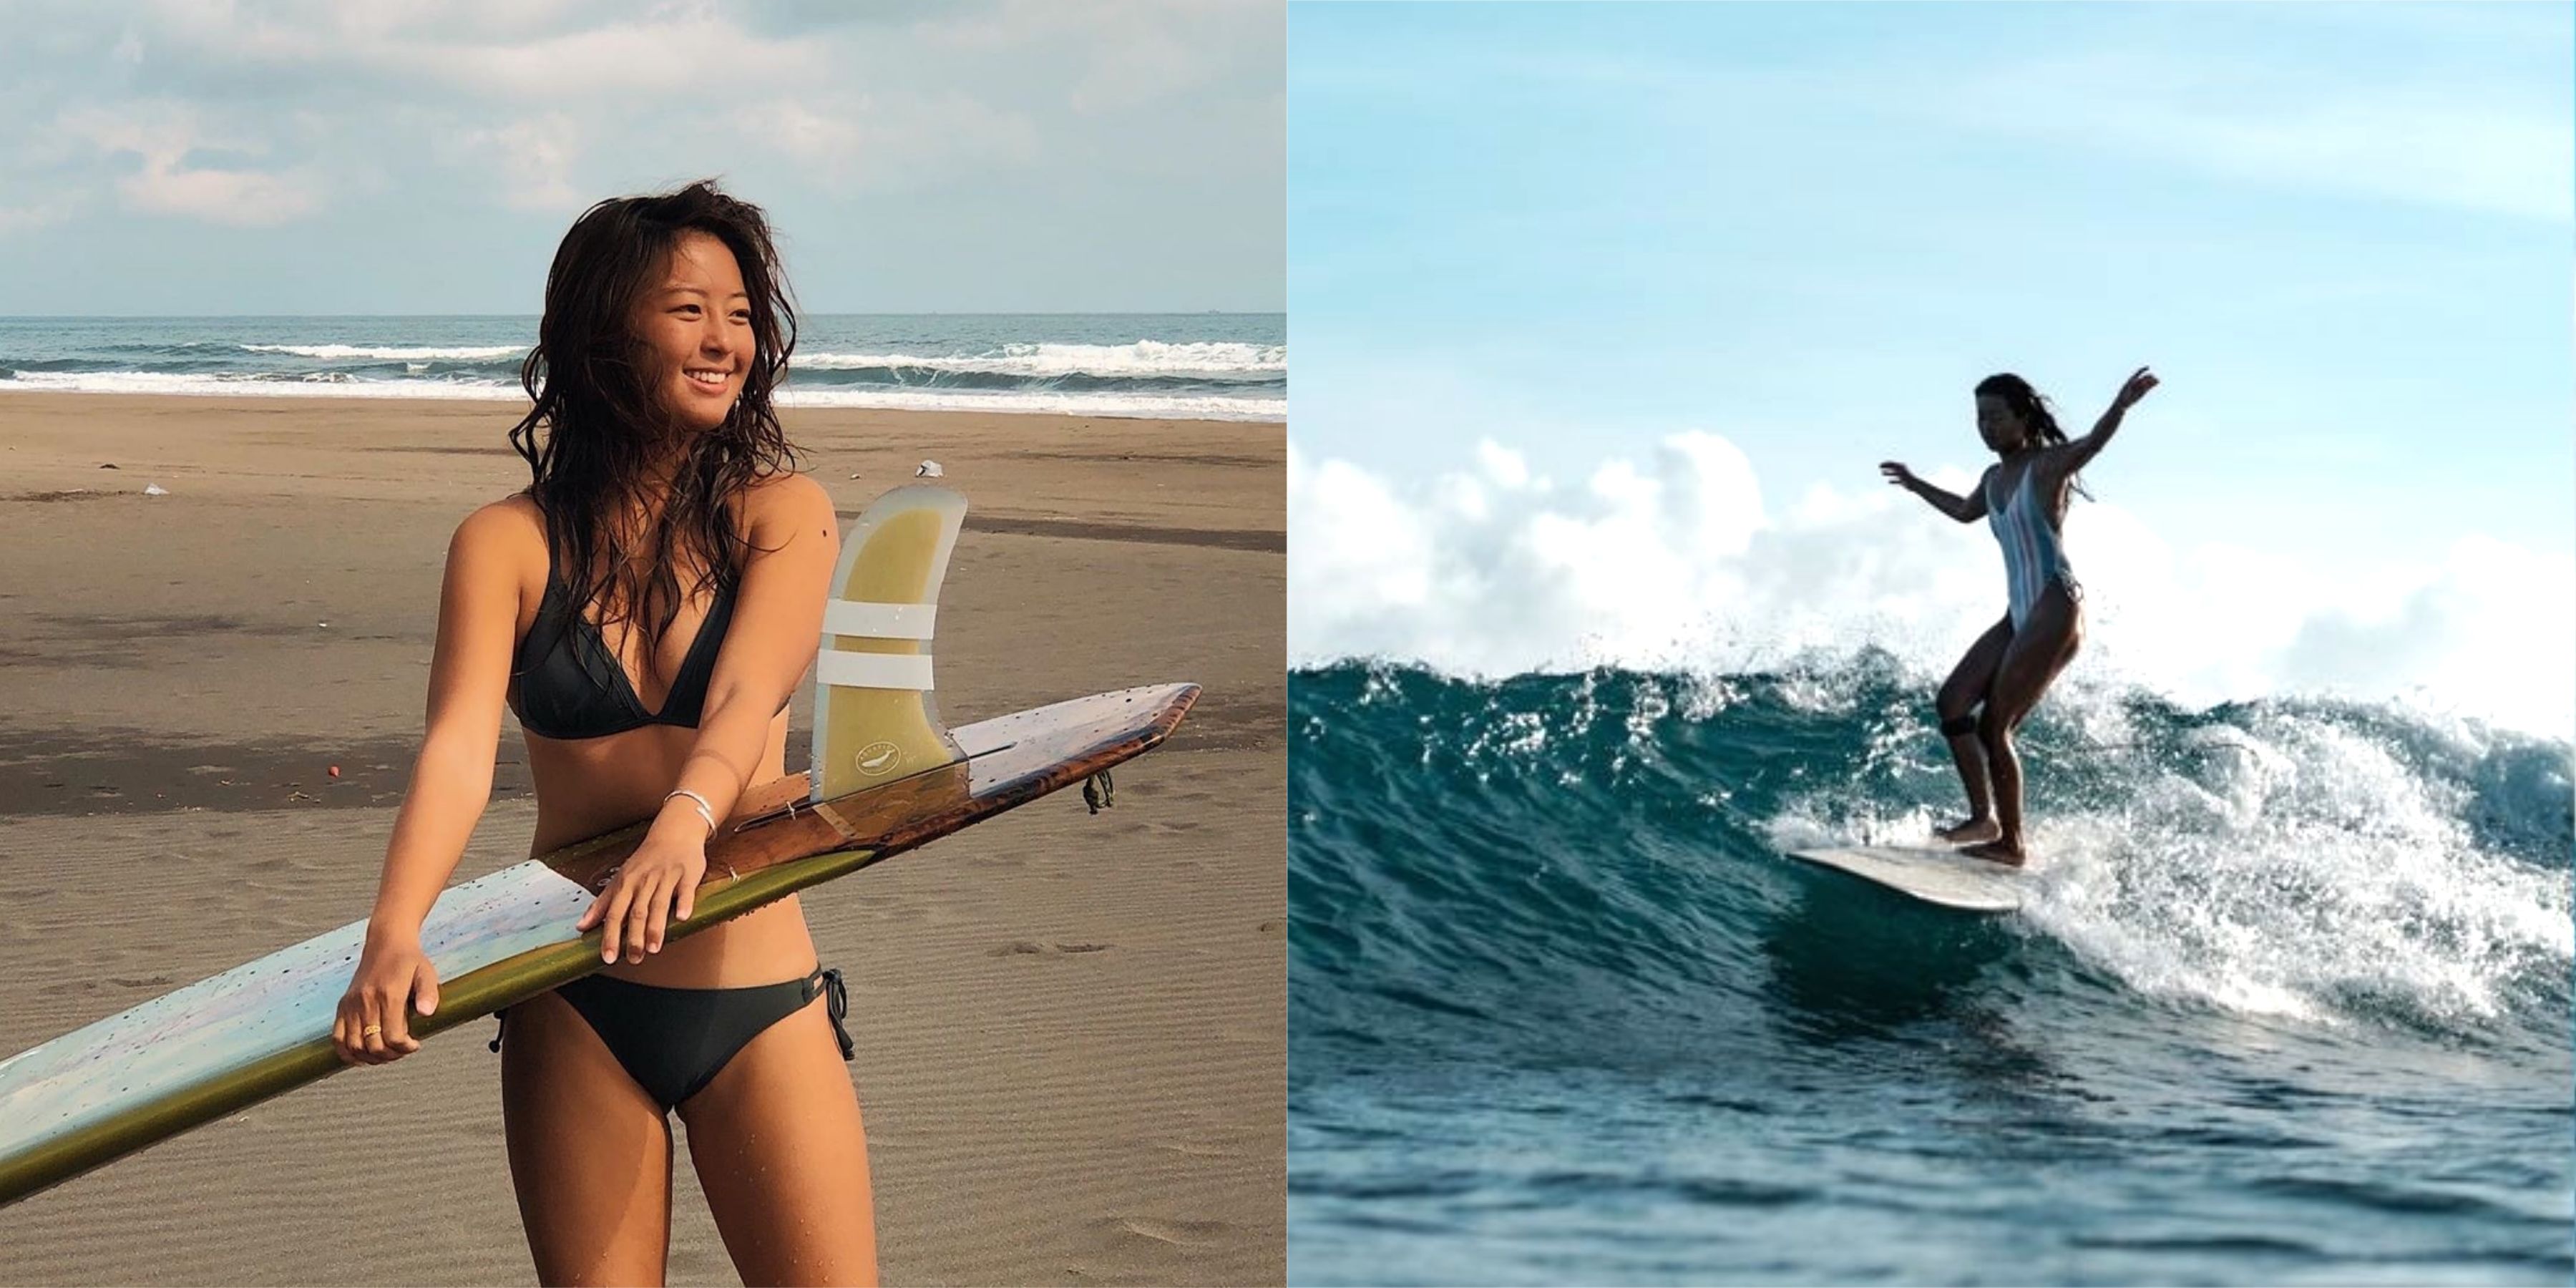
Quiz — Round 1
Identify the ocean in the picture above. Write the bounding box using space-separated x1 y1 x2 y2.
0 313 1285 423
1289 655 2572 1285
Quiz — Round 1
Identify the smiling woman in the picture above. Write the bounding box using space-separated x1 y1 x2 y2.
330 180 882 1285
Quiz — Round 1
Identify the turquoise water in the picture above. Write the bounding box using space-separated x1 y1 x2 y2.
1290 658 2572 1284
0 313 1284 421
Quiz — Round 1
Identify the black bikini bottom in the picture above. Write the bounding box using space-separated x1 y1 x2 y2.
492 966 856 1111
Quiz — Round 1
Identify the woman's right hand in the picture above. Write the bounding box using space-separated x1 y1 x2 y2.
333 929 441 1065
1878 461 1918 489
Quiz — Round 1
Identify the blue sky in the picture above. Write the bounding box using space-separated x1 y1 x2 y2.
1288 2 2572 733
0 1 1282 316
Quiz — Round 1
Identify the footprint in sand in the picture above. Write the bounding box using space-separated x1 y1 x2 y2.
1110 1216 1234 1247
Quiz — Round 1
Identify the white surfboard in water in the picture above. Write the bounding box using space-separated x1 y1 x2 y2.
1784 844 2026 913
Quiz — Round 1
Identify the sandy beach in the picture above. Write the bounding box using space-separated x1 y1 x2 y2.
0 393 1284 1285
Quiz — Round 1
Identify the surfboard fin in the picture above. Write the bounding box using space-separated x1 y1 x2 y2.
806 485 970 801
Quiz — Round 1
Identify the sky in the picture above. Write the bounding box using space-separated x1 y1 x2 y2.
0 0 1284 316
1287 2 2574 737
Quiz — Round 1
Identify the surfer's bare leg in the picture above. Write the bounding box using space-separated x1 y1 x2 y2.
1963 584 2082 867
681 992 879 1287
501 991 677 1287
1934 616 2013 843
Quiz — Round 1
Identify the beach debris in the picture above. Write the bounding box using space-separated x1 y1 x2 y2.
328 765 341 778
915 460 944 478
317 621 329 628
286 790 318 802
143 483 167 496
99 462 118 469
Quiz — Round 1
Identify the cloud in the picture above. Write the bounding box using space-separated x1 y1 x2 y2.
409 16 835 102
923 0 1269 114
0 0 1277 240
434 112 585 213
56 99 326 226
1290 435 2575 738
723 92 1042 194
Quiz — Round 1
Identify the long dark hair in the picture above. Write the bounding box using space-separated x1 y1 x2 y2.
1976 371 2090 500
507 179 801 660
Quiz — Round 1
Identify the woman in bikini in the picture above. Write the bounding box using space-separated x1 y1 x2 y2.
1879 366 2157 866
329 180 877 1285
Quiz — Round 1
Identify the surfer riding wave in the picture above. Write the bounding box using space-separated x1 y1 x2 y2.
1878 366 2157 866
331 181 880 1284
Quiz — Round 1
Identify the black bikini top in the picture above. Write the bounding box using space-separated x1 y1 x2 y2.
509 567 739 740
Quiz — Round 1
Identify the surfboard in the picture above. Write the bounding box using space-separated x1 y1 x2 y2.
0 484 1199 1206
1783 844 2025 914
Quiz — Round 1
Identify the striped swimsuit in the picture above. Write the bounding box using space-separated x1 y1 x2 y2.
1986 464 2078 631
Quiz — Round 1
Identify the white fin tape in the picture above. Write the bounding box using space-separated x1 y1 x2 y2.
814 650 935 691
822 600 936 641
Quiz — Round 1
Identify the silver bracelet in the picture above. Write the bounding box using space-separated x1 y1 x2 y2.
664 788 718 836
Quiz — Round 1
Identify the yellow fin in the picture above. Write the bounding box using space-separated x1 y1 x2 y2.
809 486 967 799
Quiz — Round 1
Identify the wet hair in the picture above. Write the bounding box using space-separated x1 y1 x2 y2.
507 179 801 661
1976 371 2091 499
1974 373 2065 450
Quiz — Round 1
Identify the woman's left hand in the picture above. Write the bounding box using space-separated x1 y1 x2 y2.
2114 365 2159 409
578 816 710 962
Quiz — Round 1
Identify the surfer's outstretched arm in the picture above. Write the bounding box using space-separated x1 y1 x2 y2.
2062 365 2158 472
1880 461 1990 523
575 473 840 963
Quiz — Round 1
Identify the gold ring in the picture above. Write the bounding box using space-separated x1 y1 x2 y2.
361 1025 383 1037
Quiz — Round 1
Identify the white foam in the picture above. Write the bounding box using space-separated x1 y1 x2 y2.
793 340 1287 378
2019 692 2572 1031
1763 672 2570 1032
228 340 1287 378
771 384 1283 421
240 343 527 361
0 371 516 401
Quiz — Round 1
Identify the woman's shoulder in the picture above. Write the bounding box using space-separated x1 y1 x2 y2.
447 494 549 580
736 470 836 529
459 493 546 541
